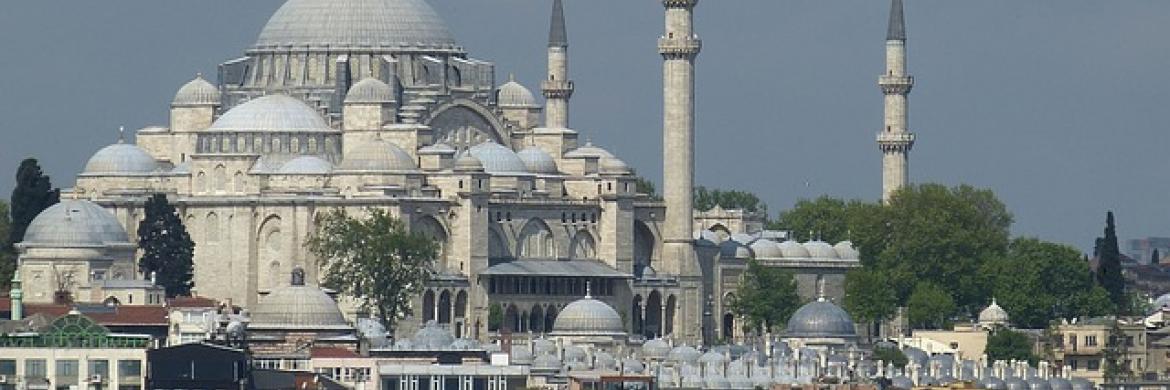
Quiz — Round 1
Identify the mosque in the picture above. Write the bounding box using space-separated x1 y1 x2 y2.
6 0 911 347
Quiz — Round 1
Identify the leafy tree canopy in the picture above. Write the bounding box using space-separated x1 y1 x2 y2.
0 202 11 290
634 176 660 200
306 208 438 331
843 268 898 324
986 327 1038 365
872 345 909 369
694 186 766 214
983 238 1114 328
906 282 956 330
771 196 878 243
730 259 801 333
137 194 195 297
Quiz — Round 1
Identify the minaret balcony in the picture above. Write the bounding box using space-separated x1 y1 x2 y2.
658 37 702 58
663 0 698 9
877 132 916 150
541 80 575 99
879 75 914 94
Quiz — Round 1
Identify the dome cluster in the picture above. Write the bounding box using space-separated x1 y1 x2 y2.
704 232 861 260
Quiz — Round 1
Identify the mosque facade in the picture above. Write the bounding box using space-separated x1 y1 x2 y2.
14 0 877 345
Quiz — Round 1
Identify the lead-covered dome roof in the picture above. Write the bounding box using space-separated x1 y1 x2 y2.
173 75 220 106
255 0 458 51
468 142 529 175
517 147 558 175
551 294 625 336
339 140 418 172
22 200 131 247
250 269 351 330
277 155 334 174
345 78 396 104
497 77 538 108
979 298 1010 325
209 95 334 133
84 143 160 175
784 298 856 338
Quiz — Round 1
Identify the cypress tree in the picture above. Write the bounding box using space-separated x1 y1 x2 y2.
1153 249 1161 265
137 194 195 297
8 158 59 249
1096 211 1126 312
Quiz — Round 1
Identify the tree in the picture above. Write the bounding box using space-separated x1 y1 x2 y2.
983 238 1114 328
771 196 877 243
488 303 503 332
307 208 438 331
906 282 955 329
1103 319 1132 382
137 194 195 297
8 158 59 250
1096 212 1126 311
0 202 12 290
693 186 766 213
843 268 898 332
1153 249 1161 265
634 176 660 200
871 345 909 369
985 328 1037 365
730 259 801 333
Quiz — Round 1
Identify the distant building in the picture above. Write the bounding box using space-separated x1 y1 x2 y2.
0 310 150 390
1128 237 1170 264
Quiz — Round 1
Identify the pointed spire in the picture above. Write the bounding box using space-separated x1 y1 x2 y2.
548 0 568 48
887 0 906 41
117 126 125 144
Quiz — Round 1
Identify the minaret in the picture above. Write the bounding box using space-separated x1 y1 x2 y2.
660 0 701 269
9 261 22 321
877 0 915 203
542 0 573 129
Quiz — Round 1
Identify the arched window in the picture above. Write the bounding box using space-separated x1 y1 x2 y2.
272 138 282 153
213 165 226 192
517 219 555 259
307 138 318 154
290 137 300 153
569 230 596 260
258 216 283 291
206 213 220 244
413 217 449 271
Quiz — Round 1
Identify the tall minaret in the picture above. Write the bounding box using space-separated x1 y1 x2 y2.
660 0 701 274
877 0 916 203
542 0 573 129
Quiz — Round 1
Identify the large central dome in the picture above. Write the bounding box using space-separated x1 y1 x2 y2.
254 0 458 50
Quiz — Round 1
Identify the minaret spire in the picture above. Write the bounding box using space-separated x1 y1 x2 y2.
877 0 915 203
542 0 574 129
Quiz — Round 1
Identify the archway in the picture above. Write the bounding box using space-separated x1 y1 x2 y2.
438 290 452 324
634 221 656 276
414 216 450 272
488 228 511 264
425 100 508 150
530 306 545 333
722 313 735 340
632 295 644 335
504 305 519 333
544 306 558 333
455 291 468 319
645 291 663 339
709 224 731 242
257 216 284 291
422 290 436 323
569 230 597 260
518 219 555 259
666 295 677 336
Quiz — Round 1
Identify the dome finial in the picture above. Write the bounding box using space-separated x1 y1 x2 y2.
291 267 306 286
585 280 592 299
509 73 516 82
117 126 125 144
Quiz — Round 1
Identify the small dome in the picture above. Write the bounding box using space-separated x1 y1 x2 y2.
642 338 671 359
719 240 753 259
467 142 529 175
1027 377 1052 390
277 155 333 174
804 241 839 259
599 156 632 175
254 0 457 50
694 230 723 246
497 76 538 108
1070 378 1094 390
750 239 783 258
778 240 811 258
250 269 350 330
784 298 856 338
621 358 645 374
412 321 456 349
453 153 484 172
978 298 1011 326
1049 378 1073 390
668 345 702 363
564 141 628 173
705 375 732 390
551 294 625 336
517 147 559 175
209 95 332 133
339 140 418 172
700 351 729 364
1005 377 1029 390
902 347 928 367
594 352 617 370
22 200 131 247
84 143 159 174
980 377 1007 390
418 142 456 155
345 78 396 104
833 241 860 259
173 75 220 106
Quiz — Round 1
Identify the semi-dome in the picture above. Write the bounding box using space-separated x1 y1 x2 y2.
453 153 485 172
254 0 458 50
978 298 1010 326
833 241 860 259
468 142 529 175
84 143 160 174
173 75 220 106
517 147 559 175
412 320 456 349
804 241 839 259
277 155 334 174
668 345 702 363
599 156 632 175
22 200 131 247
250 269 350 330
778 240 810 258
209 95 333 133
345 78 396 104
551 293 625 336
784 297 856 338
339 140 418 172
750 239 783 258
497 76 538 108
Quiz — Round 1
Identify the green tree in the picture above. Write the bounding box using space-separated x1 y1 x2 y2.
983 238 1114 328
730 259 801 332
0 202 12 290
1103 320 1132 382
488 303 503 332
137 194 195 297
634 176 660 200
985 327 1037 365
307 208 438 331
871 345 909 369
1153 248 1161 265
906 282 955 329
771 196 877 243
8 158 59 250
1096 212 1126 312
843 268 898 332
693 186 766 213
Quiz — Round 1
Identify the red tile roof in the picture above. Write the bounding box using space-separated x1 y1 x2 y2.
311 347 362 359
23 305 168 326
167 296 219 308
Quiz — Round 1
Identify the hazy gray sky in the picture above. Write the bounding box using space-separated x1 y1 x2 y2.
1 1 1167 253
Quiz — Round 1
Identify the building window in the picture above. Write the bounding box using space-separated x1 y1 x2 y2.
25 360 46 379
1087 360 1100 371
89 359 110 379
1069 359 1077 371
1086 335 1098 346
0 360 15 376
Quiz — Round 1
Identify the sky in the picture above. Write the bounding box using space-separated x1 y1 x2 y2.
0 1 1167 254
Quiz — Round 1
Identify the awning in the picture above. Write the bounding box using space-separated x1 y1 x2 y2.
481 260 632 278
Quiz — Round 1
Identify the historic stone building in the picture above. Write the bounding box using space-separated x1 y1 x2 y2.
21 0 876 345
